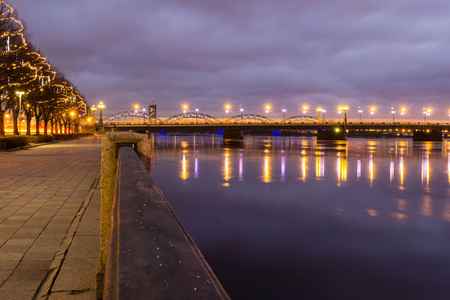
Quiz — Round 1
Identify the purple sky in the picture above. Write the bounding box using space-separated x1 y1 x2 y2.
9 0 450 120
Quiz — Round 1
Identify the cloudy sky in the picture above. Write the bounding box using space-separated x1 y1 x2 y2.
8 0 450 120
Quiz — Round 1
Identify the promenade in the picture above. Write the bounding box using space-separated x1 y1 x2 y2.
0 136 101 299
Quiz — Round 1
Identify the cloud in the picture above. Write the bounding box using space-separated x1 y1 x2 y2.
9 0 450 119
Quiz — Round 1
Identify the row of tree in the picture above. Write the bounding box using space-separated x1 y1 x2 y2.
0 1 87 136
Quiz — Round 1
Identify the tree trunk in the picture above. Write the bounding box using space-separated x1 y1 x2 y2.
0 111 5 137
13 109 19 135
26 115 32 135
34 108 40 135
50 118 54 135
43 118 49 135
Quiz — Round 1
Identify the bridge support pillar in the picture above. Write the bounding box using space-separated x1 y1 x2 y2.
223 130 244 140
413 130 442 141
317 126 347 140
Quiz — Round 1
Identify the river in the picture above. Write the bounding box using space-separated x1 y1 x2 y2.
151 134 450 300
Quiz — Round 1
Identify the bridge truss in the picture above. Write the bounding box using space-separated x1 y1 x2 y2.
104 111 162 124
229 114 273 123
163 112 218 124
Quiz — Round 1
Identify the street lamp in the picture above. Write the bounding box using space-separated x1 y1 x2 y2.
265 105 271 119
142 108 146 125
391 107 396 123
16 91 24 134
427 108 431 123
322 109 326 123
370 107 375 122
358 106 362 123
183 104 188 114
282 106 286 123
195 107 199 124
98 101 105 125
240 106 244 122
317 107 323 123
338 106 342 123
225 104 231 122
342 106 349 125
134 104 140 123
400 107 405 123
91 105 97 123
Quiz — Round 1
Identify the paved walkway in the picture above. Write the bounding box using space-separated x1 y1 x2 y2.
0 136 102 299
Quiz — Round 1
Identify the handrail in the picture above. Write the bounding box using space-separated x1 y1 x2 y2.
103 147 229 299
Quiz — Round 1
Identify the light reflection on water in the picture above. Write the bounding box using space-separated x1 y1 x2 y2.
151 134 450 300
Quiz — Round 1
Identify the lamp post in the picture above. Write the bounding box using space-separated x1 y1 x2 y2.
400 107 405 123
195 108 199 124
317 107 322 123
358 106 362 123
427 108 431 123
134 104 140 124
16 91 24 135
342 106 348 126
142 108 146 125
322 109 326 123
391 107 396 124
302 106 308 119
91 105 97 123
370 107 375 122
98 101 105 126
282 106 286 123
240 106 244 122
225 104 230 122
338 106 342 123
265 105 271 119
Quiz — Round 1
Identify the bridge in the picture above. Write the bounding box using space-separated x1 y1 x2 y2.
101 111 450 140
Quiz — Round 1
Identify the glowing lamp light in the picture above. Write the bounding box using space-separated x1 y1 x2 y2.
335 127 340 133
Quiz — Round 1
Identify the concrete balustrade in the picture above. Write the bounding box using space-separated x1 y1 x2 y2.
98 132 229 299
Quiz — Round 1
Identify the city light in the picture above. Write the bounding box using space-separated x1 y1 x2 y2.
302 106 308 118
265 105 271 118
370 106 376 122
98 101 105 125
400 107 406 123
225 104 231 121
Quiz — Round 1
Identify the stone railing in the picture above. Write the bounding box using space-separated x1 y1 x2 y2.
98 132 229 299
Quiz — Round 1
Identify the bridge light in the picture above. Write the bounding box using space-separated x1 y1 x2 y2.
335 127 340 133
370 106 375 122
302 105 308 117
225 105 231 121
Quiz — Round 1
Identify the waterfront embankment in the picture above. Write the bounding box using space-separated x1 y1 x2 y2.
0 136 101 299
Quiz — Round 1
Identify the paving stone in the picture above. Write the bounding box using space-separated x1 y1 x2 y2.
0 136 101 298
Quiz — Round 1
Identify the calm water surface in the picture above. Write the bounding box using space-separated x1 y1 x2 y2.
151 135 450 300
